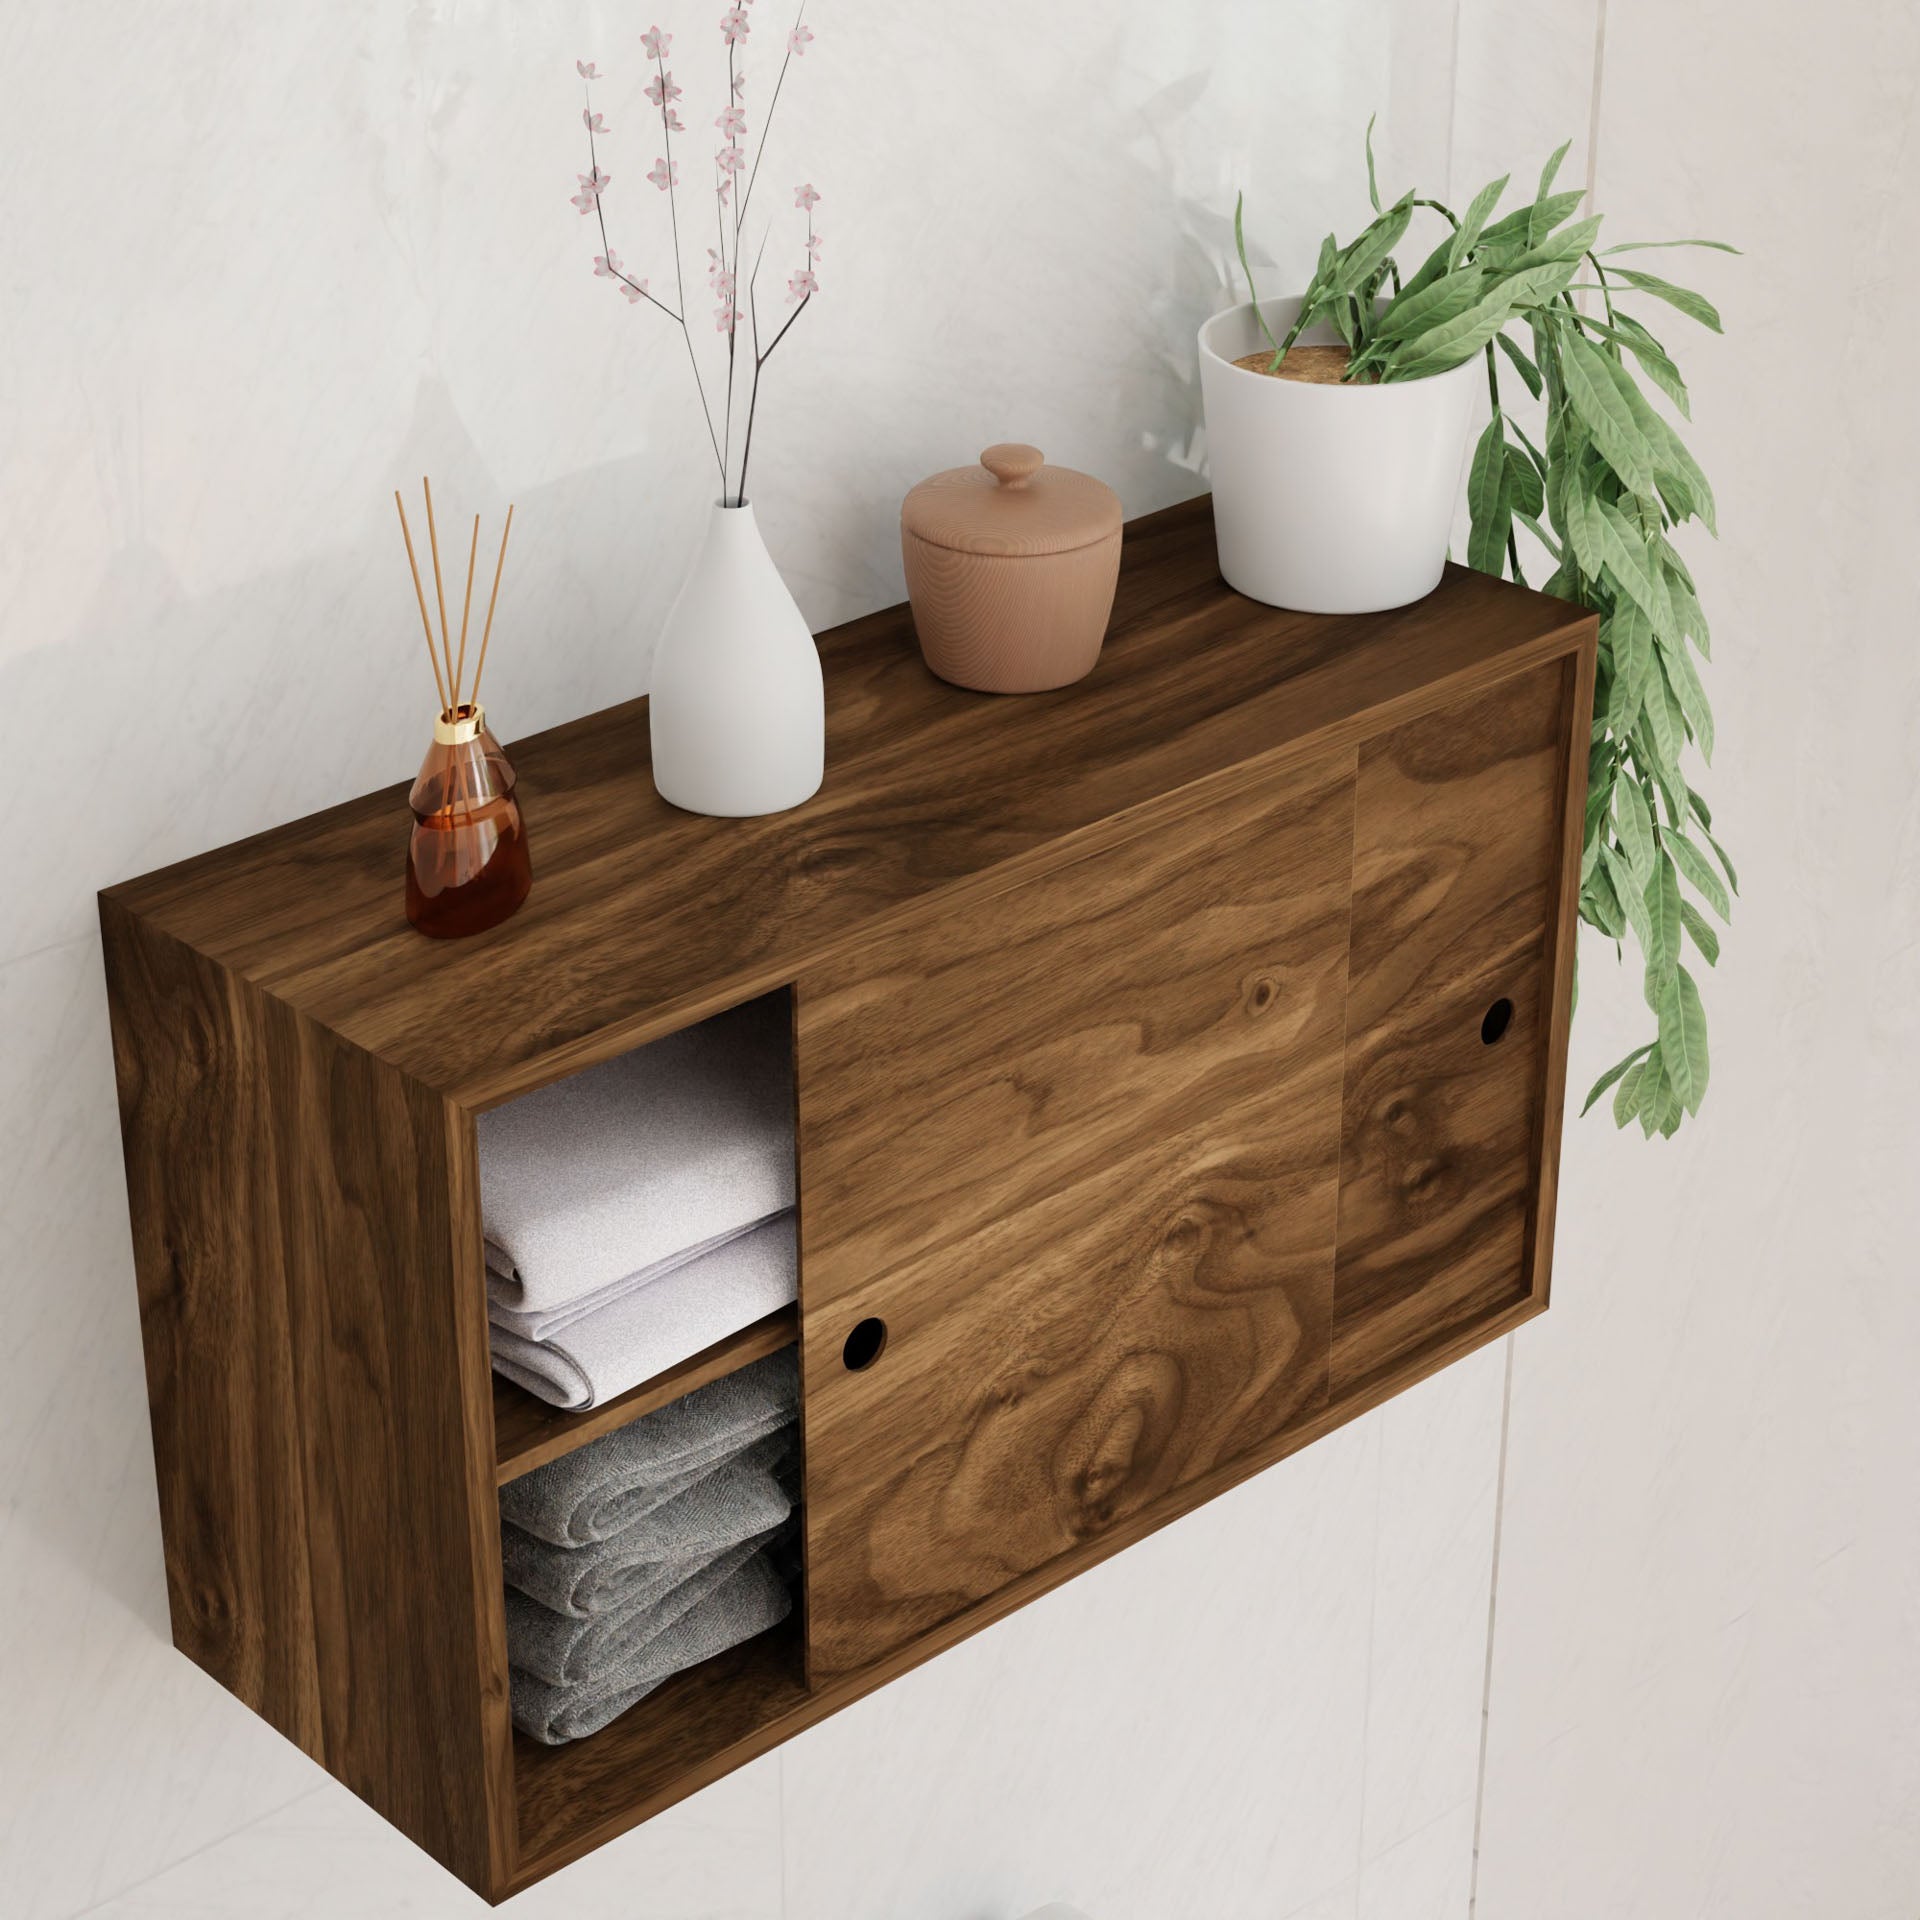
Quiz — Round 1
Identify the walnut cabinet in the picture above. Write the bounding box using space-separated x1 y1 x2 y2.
99 497 1595 1899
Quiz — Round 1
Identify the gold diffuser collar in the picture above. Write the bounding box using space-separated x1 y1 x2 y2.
434 704 486 746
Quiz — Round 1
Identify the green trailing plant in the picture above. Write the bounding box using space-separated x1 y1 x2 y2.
1234 126 1738 1138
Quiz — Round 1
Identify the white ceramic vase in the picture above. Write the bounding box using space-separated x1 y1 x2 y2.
1197 295 1479 614
648 501 825 817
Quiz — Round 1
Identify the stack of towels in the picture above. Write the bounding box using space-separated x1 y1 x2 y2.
501 1348 800 1743
478 995 797 1410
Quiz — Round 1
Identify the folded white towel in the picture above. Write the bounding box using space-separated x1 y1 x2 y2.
488 1213 798 1411
487 1217 766 1345
478 994 794 1320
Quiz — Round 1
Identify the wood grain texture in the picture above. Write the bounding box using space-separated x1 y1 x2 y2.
492 1308 799 1484
101 897 510 1895
504 1288 1547 1898
796 751 1355 1675
1330 659 1572 1396
103 500 1592 1110
99 900 323 1755
99 492 1599 1900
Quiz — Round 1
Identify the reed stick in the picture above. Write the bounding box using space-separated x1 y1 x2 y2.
468 503 515 710
394 490 450 711
452 513 480 710
422 476 456 712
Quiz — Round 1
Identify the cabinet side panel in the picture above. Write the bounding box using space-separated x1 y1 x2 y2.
259 1001 507 1895
98 898 324 1753
1333 658 1570 1395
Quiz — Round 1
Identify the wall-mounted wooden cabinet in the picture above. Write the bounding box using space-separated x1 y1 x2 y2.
100 497 1594 1901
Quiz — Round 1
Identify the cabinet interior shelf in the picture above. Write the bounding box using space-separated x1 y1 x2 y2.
100 495 1596 1901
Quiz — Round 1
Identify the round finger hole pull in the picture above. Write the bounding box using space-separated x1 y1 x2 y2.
842 1317 888 1371
1481 997 1514 1045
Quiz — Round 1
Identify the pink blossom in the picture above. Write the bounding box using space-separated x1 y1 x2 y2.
716 176 732 205
793 181 821 211
663 107 686 131
720 5 751 43
576 58 601 78
786 268 818 301
644 70 682 105
583 107 610 134
731 70 747 97
593 248 625 278
715 105 746 139
788 24 814 55
570 166 612 214
715 304 739 332
715 144 746 174
622 278 649 304
806 230 823 257
648 156 679 190
640 25 671 58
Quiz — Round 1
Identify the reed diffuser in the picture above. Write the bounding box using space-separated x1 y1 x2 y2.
394 480 532 938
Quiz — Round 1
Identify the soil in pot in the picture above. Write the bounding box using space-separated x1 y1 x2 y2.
1230 343 1376 385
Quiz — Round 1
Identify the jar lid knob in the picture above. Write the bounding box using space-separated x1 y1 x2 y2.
980 443 1045 490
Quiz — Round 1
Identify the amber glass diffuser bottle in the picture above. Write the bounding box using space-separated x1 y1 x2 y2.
406 703 531 938
394 483 530 938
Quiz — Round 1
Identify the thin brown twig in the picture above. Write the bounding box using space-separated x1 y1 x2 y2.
422 477 456 711
394 491 449 710
469 504 514 710
452 513 479 708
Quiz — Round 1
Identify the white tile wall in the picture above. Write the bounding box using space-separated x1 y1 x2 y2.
5 1 1916 1916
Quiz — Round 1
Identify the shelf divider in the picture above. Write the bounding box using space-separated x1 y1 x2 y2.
492 1306 798 1485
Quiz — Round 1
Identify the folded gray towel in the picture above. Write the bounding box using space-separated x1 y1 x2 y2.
497 1348 797 1546
501 1430 797 1618
479 994 794 1323
507 1521 783 1688
488 1213 798 1411
510 1547 794 1744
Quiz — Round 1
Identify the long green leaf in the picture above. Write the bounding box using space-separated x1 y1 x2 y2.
1615 776 1656 882
1643 854 1683 1001
1234 195 1285 360
1599 498 1678 634
1603 843 1652 955
1478 187 1586 255
1664 828 1732 921
1607 266 1724 331
1582 1039 1654 1116
1636 1047 1673 1135
1505 443 1544 517
1585 313 1690 417
1609 603 1655 731
1533 140 1573 238
1660 635 1715 762
1560 328 1661 496
1466 411 1512 574
1495 328 1544 398
1614 1056 1649 1126
1335 194 1415 297
1365 114 1383 213
1390 255 1583 378
1376 266 1488 342
1680 899 1720 965
1659 964 1710 1114
1450 172 1511 268
1600 238 1740 256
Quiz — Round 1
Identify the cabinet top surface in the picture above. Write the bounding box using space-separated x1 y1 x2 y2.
105 496 1590 1107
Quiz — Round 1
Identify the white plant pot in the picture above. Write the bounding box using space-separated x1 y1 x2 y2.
1197 295 1479 614
648 500 826 818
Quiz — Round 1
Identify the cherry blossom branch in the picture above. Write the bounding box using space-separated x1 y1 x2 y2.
737 201 815 506
739 5 807 226
577 62 726 485
645 48 726 486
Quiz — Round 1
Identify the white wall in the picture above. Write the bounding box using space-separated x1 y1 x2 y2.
0 2 1912 1916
